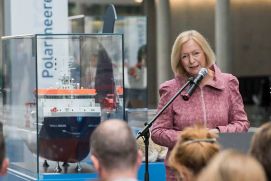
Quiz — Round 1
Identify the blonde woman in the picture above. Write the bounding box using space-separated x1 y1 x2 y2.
151 30 249 180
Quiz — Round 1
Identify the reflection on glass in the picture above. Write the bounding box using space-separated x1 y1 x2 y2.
1 34 124 178
70 16 147 108
126 44 147 108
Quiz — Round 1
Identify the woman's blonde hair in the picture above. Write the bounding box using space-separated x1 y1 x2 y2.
171 30 216 76
168 125 220 181
198 149 267 181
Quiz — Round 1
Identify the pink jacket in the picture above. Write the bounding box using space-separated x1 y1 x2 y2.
151 64 249 148
151 64 249 180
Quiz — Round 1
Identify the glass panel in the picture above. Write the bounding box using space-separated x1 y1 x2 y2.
2 35 38 179
74 16 148 131
2 34 124 178
126 108 157 136
72 16 147 109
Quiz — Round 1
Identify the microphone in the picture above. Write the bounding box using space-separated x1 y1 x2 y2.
182 68 208 101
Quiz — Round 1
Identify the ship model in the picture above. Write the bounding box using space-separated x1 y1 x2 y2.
25 75 101 172
24 46 123 172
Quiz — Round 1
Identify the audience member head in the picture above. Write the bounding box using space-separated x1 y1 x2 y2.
171 30 215 76
90 119 142 181
0 122 9 176
249 122 271 180
168 124 220 181
198 149 266 181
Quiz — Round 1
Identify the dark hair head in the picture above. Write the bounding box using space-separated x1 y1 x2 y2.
90 119 138 171
249 122 271 180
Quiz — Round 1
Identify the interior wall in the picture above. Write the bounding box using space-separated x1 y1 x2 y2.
169 0 271 77
170 0 215 58
232 0 271 76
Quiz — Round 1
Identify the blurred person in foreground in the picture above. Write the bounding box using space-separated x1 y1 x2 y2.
168 125 220 181
151 30 249 180
0 122 9 177
90 119 142 181
249 122 271 181
198 149 266 181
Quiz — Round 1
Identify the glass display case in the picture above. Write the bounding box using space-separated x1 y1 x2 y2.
1 34 124 180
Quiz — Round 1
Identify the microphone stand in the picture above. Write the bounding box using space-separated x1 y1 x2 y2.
136 79 192 181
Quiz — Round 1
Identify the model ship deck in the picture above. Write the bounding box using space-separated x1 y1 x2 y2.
37 88 97 95
33 87 102 163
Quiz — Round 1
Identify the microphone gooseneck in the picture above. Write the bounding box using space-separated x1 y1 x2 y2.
182 68 208 101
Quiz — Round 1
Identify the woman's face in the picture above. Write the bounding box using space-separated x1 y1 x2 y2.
180 39 207 77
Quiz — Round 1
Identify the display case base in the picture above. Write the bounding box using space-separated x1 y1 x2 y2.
5 162 166 181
